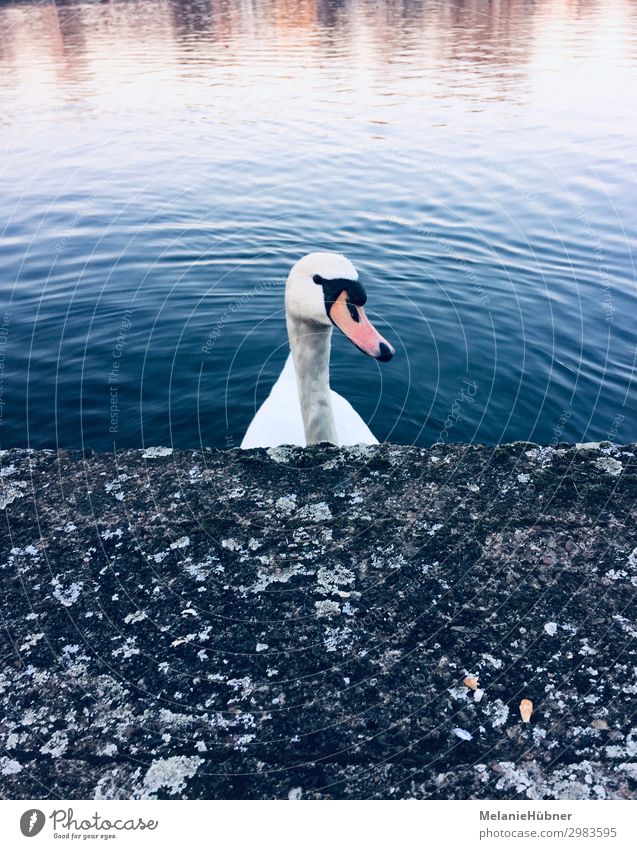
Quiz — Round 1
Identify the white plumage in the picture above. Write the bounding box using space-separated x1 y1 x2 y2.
240 253 394 450
240 353 377 448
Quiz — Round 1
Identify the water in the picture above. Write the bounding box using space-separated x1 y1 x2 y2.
1 0 635 452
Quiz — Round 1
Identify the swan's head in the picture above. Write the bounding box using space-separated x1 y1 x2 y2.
285 252 395 362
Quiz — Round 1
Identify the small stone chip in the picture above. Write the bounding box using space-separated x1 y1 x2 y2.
142 446 173 459
463 675 479 690
519 698 533 723
453 727 473 741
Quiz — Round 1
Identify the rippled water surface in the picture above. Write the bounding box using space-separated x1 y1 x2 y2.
1 0 636 450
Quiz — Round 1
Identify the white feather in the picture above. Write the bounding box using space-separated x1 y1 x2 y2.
240 354 377 449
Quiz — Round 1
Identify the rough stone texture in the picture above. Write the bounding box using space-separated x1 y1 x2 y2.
0 441 636 800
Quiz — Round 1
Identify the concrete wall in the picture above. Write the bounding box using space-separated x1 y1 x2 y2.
1 441 636 799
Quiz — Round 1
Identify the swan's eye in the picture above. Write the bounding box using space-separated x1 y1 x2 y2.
312 274 367 323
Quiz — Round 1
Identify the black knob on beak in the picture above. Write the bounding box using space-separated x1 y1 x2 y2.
377 342 394 362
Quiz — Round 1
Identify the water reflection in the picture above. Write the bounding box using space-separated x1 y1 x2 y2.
0 0 632 94
0 0 635 450
0 1 632 131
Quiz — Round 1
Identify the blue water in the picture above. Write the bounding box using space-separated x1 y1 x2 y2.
1 0 635 451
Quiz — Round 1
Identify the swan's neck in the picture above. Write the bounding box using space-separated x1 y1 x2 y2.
287 314 338 445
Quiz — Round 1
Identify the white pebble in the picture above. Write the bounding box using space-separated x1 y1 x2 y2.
453 727 473 741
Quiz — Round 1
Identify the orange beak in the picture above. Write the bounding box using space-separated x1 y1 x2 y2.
329 291 395 362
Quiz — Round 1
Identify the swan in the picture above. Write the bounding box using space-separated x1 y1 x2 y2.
241 252 395 449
